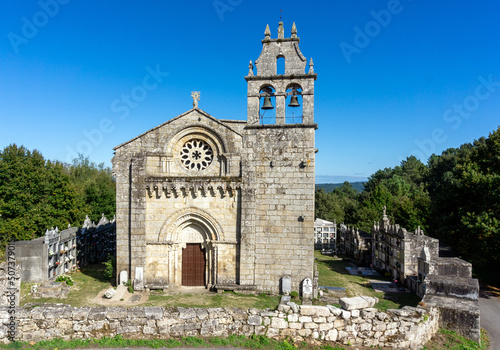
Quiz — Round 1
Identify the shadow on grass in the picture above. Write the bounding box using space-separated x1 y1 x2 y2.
381 292 422 309
316 255 353 275
78 263 115 286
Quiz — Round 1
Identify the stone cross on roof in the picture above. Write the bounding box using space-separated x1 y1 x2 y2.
191 91 200 108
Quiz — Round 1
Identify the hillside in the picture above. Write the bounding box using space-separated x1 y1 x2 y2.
316 181 366 193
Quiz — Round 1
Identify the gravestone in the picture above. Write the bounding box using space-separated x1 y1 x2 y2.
280 295 291 305
302 277 313 299
134 267 144 291
119 270 128 285
281 275 292 295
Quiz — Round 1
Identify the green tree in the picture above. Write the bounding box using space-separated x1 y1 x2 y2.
0 144 80 245
427 128 500 282
356 156 430 232
65 154 116 223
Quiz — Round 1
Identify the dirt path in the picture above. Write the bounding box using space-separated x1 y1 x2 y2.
92 287 149 306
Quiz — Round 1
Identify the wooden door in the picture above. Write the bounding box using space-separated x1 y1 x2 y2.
182 243 205 286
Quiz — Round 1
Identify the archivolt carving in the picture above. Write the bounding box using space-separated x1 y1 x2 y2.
164 126 226 155
158 207 224 243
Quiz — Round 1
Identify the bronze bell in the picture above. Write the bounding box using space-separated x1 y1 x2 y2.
288 95 300 107
261 96 274 110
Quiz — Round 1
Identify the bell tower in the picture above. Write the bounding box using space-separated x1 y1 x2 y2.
245 21 316 125
239 22 317 294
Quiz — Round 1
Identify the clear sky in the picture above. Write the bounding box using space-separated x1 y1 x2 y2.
1 1 499 183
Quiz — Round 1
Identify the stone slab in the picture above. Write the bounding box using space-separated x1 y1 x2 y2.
280 295 291 304
340 296 378 310
110 285 127 302
129 294 142 303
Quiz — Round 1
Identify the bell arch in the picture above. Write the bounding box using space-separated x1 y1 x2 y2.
259 85 276 125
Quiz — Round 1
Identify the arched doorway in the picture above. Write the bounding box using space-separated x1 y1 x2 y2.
155 208 224 288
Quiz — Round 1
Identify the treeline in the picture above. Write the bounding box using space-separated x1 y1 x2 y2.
0 144 115 251
316 126 500 284
316 181 365 193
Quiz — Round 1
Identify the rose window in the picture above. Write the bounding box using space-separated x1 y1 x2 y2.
180 139 213 171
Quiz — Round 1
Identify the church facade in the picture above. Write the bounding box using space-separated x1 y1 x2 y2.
112 22 317 294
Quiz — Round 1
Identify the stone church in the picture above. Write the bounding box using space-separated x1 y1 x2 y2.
112 22 317 294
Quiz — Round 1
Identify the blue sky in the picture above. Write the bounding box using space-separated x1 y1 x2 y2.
1 1 499 183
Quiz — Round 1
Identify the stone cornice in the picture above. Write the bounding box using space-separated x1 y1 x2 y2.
245 123 318 130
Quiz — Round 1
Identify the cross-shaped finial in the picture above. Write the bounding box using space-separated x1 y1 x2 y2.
191 91 200 108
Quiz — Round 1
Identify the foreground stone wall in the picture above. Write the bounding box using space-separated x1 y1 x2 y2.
0 261 20 307
0 303 438 349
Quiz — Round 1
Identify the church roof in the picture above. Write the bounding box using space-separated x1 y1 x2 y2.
113 107 244 150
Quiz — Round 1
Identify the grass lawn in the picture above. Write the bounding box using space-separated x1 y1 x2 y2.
20 263 280 309
20 263 113 307
19 253 421 311
314 250 421 311
144 291 280 309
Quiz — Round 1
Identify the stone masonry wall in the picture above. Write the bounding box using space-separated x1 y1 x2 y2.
240 125 316 293
0 262 20 307
112 109 244 285
0 303 438 349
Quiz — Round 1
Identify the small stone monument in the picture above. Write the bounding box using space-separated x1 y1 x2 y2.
281 275 292 295
119 270 128 285
104 288 116 299
134 267 144 291
301 278 313 300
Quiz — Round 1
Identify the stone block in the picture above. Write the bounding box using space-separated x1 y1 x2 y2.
145 307 164 320
325 329 338 341
266 327 279 338
289 322 302 329
341 310 351 319
326 304 342 316
319 323 333 331
298 316 312 323
298 328 312 337
312 316 326 323
340 296 378 310
88 307 107 321
271 317 288 329
304 322 318 329
248 315 262 326
178 307 197 320
299 305 330 317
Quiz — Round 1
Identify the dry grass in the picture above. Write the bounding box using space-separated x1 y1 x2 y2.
20 263 113 307
314 250 421 311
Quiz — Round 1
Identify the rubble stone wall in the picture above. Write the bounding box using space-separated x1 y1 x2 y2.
0 261 21 307
0 304 439 349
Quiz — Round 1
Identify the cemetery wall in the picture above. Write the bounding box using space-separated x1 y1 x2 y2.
0 303 439 349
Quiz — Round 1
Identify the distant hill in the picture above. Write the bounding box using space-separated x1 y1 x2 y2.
316 182 366 193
